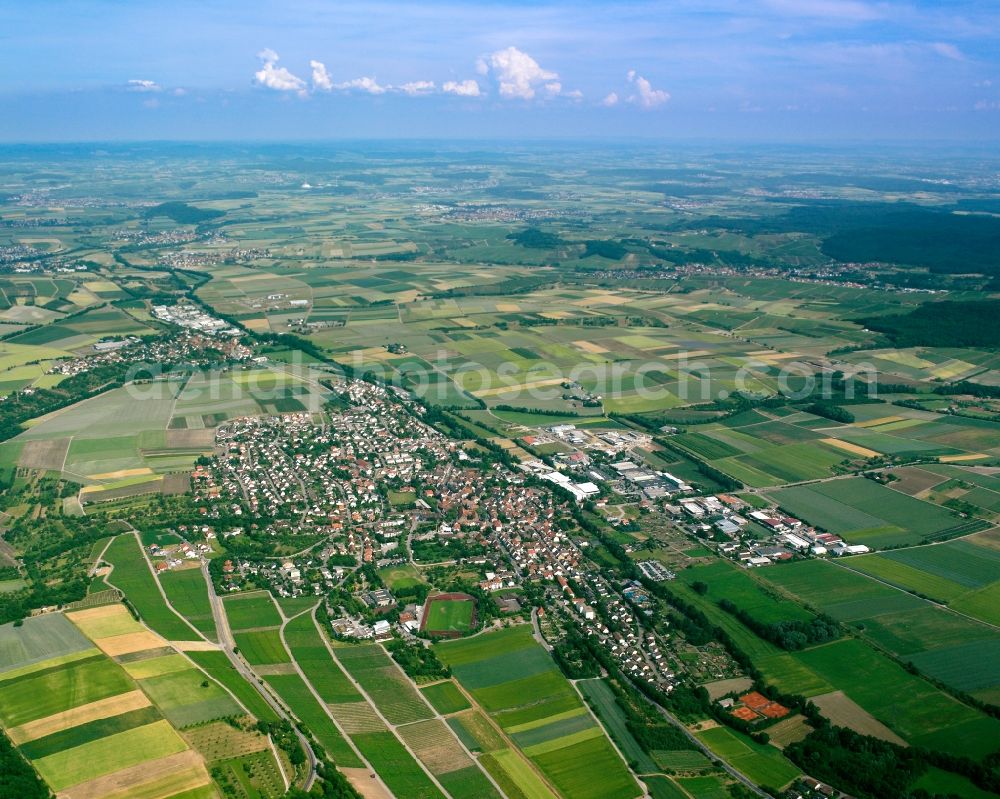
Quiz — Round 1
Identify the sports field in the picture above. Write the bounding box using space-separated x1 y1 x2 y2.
422 594 476 635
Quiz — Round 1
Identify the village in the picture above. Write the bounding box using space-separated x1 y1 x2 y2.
184 378 766 699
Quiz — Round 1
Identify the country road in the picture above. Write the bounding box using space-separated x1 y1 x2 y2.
202 561 319 791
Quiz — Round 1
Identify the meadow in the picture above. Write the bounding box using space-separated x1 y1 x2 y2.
694 726 800 790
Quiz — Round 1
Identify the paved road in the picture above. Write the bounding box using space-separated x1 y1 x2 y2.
636 691 771 798
202 563 318 791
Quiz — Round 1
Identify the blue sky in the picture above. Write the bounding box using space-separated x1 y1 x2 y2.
1 0 998 141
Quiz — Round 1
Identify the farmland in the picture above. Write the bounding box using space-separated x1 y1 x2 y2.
102 534 197 641
3 144 1000 799
0 613 217 799
759 557 1000 703
767 477 978 548
438 625 641 799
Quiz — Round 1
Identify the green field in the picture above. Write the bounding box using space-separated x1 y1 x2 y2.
233 629 291 665
159 568 217 640
263 673 362 767
577 678 657 774
695 726 800 789
103 534 196 640
334 644 434 725
32 719 188 791
438 625 640 799
223 591 283 631
768 478 973 547
352 730 447 799
421 680 472 715
184 650 280 723
138 667 242 727
760 558 1000 699
0 654 133 727
282 612 362 705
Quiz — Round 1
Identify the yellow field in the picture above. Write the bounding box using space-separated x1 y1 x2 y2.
855 415 905 428
496 302 521 312
473 377 566 398
571 292 633 307
821 438 881 458
121 654 192 680
67 605 145 639
172 640 221 652
94 631 166 657
63 750 211 799
572 340 608 354
939 453 989 462
342 767 393 799
90 467 155 480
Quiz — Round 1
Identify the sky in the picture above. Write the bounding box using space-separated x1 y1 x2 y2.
1 0 998 142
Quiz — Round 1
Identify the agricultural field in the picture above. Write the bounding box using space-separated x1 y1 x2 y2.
223 591 284 631
760 554 1000 697
694 726 800 790
767 477 979 548
421 680 472 715
160 567 217 641
102 534 198 641
0 613 218 799
333 644 435 725
437 625 641 799
576 678 657 774
6 145 1000 799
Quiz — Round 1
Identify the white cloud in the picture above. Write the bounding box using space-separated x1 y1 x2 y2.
128 79 160 92
443 79 481 97
601 92 619 107
626 71 670 109
254 49 307 95
398 80 436 96
310 60 333 91
484 46 559 100
335 76 388 94
930 42 965 61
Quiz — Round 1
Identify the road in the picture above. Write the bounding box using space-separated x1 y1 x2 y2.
636 692 772 798
530 607 553 652
202 562 319 791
